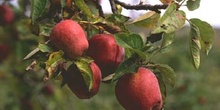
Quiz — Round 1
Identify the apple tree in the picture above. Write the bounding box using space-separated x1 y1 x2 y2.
20 0 215 109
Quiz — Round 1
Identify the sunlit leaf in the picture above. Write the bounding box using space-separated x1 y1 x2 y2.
130 11 160 29
156 64 176 87
45 51 65 80
38 43 53 53
152 2 186 34
190 18 215 55
187 0 201 11
160 0 172 4
189 22 201 69
74 57 94 91
161 32 175 49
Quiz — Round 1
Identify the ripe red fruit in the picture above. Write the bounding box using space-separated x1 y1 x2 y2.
50 20 88 59
87 34 124 78
0 44 10 62
115 67 163 110
62 62 102 99
0 5 14 26
42 84 54 96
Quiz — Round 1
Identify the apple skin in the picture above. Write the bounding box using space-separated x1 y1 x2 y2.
0 44 10 62
50 20 88 59
62 62 102 99
115 67 163 110
86 34 125 78
0 5 14 26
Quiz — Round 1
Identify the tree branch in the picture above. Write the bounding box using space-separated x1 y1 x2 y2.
94 0 105 18
109 0 117 14
114 0 168 13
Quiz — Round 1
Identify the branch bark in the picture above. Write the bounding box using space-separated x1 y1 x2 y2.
114 0 168 13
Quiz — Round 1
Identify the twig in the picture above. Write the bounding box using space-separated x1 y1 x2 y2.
94 0 104 18
114 0 168 13
109 0 117 14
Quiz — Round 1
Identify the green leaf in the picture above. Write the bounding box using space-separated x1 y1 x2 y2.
74 57 94 91
187 0 201 11
115 33 144 50
130 11 160 29
31 0 48 24
45 51 65 80
152 2 186 34
157 73 167 105
112 55 140 82
153 10 186 34
39 23 54 36
190 18 215 55
156 64 176 87
189 22 201 69
73 0 93 18
161 32 175 49
115 33 147 59
38 43 53 53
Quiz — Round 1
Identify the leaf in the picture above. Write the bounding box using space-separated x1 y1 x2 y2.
23 47 40 60
45 51 65 80
74 57 94 91
161 32 175 49
112 55 140 82
115 33 147 59
157 73 167 105
160 0 172 4
73 0 93 18
152 2 186 34
190 18 215 55
38 43 53 53
115 33 144 50
189 22 201 69
130 11 160 29
155 64 176 87
39 23 54 36
187 0 201 11
31 0 48 24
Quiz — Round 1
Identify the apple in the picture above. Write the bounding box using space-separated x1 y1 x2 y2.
115 67 163 110
0 5 14 26
0 44 10 62
86 34 124 78
50 20 88 59
62 62 102 99
42 84 54 96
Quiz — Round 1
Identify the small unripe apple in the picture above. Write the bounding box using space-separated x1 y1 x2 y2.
115 67 163 110
0 44 10 62
62 62 102 99
87 34 125 78
50 20 88 59
0 5 14 26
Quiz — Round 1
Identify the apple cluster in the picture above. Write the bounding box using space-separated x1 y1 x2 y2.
50 20 162 109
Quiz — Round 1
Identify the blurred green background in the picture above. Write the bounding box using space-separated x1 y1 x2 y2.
1 1 220 110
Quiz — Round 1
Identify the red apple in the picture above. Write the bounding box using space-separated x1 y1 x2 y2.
86 34 124 78
115 67 163 110
0 44 10 62
0 5 14 26
42 83 54 96
50 20 88 59
62 62 102 99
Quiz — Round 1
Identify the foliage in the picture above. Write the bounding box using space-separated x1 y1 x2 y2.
0 0 217 110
